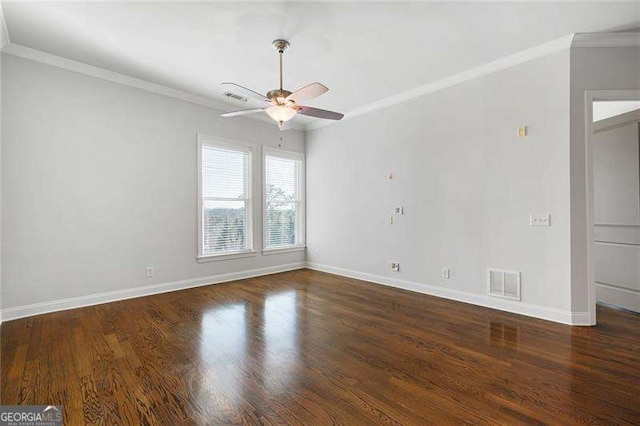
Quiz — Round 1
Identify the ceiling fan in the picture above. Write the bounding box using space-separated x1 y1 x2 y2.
221 39 344 129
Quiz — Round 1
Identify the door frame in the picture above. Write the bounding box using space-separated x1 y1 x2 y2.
584 89 640 325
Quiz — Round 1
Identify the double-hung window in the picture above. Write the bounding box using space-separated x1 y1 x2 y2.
198 135 253 259
263 148 305 251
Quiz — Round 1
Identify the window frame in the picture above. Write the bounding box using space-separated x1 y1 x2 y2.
197 134 256 262
262 147 306 254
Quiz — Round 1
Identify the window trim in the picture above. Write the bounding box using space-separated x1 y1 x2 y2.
262 146 306 253
197 250 258 263
197 133 255 260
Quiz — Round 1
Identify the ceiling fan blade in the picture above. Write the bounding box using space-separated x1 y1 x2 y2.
286 83 329 104
297 106 344 120
221 108 265 117
222 82 270 103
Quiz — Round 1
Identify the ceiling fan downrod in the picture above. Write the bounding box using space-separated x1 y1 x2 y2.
272 39 289 92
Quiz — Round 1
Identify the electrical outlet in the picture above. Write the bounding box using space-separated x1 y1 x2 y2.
388 262 400 272
529 214 550 227
145 267 154 278
442 268 451 279
394 206 404 215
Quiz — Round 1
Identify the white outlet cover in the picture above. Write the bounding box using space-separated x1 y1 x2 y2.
394 206 404 215
529 213 551 226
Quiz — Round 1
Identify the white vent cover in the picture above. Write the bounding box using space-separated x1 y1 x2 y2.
487 269 521 300
223 92 248 102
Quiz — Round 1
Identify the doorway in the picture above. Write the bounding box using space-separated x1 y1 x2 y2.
587 93 640 321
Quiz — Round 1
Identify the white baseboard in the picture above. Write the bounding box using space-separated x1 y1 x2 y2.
306 262 582 326
1 262 305 322
596 283 640 314
570 311 594 326
0 261 595 326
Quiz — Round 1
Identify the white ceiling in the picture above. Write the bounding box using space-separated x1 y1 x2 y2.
2 2 639 127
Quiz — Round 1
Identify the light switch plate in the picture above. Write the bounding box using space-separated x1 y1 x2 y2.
529 213 550 227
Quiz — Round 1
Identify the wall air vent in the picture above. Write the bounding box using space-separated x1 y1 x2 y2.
487 269 521 301
223 92 248 102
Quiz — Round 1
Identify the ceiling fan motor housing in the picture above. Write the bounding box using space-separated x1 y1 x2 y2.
267 89 293 104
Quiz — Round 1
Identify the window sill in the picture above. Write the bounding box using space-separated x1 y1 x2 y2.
261 246 306 256
197 250 258 263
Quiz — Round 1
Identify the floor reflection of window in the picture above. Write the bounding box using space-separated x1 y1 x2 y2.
264 291 298 392
197 304 247 410
489 321 520 350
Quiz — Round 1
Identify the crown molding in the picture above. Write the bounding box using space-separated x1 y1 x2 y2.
5 31 634 134
306 34 574 131
572 32 640 48
0 3 10 47
1 43 305 131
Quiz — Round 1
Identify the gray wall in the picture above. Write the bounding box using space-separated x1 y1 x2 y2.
306 49 572 313
0 26 6 321
569 46 640 314
593 120 640 312
1 54 305 309
594 122 640 226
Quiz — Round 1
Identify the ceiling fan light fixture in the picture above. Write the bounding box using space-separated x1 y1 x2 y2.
221 39 343 127
265 105 297 123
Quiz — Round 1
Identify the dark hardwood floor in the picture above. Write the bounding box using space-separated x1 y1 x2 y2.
1 269 639 424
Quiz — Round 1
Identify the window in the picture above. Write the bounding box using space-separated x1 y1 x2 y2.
198 135 253 259
263 148 305 251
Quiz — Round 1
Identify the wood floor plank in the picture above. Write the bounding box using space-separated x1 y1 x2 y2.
1 269 639 424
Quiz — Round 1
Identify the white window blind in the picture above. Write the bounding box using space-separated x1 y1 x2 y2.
199 139 252 257
264 149 305 250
